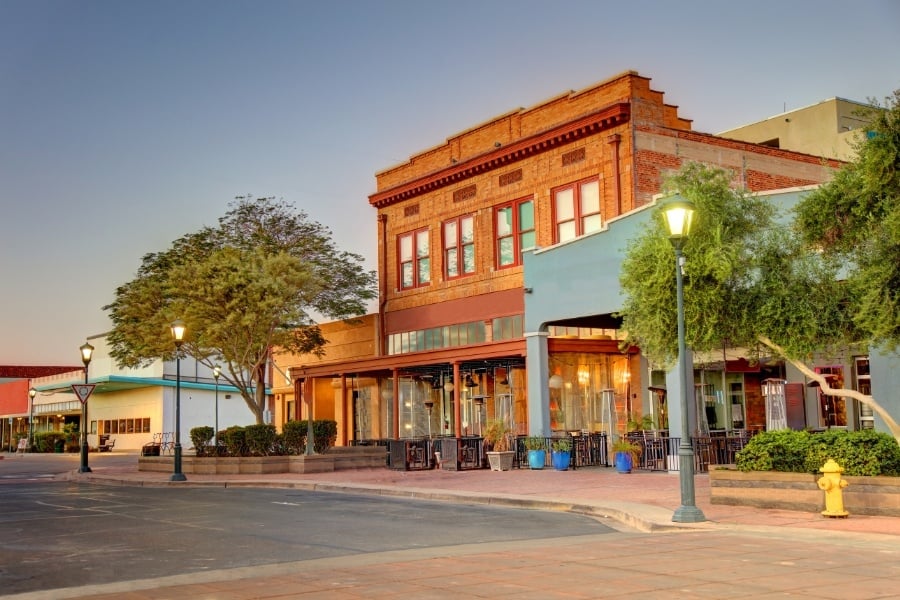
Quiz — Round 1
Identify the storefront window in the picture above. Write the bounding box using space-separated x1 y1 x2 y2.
548 352 639 436
815 366 847 427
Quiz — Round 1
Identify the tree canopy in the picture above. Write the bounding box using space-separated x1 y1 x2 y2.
795 91 900 352
619 131 900 441
105 196 377 423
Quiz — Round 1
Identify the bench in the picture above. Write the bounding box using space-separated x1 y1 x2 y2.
141 433 163 456
98 438 116 452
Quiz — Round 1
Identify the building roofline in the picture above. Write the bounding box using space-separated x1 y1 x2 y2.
369 102 631 208
717 97 873 135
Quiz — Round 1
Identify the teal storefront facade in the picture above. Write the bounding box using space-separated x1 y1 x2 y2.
522 189 899 440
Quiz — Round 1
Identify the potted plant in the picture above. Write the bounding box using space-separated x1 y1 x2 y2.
551 437 572 471
483 419 514 471
524 436 546 470
626 413 656 433
611 437 641 473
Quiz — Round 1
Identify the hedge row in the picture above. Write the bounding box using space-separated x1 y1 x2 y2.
190 420 337 457
21 431 81 453
735 429 900 476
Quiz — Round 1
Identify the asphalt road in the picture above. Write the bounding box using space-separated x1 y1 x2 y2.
0 481 616 596
3 455 900 599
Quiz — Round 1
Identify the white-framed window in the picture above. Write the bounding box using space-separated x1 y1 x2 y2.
443 215 475 279
398 228 430 289
553 178 601 243
495 197 534 268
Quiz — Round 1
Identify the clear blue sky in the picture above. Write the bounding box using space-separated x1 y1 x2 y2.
2 0 898 365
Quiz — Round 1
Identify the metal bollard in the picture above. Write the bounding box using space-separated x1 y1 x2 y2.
816 458 849 518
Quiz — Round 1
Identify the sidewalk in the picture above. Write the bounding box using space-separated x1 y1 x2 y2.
67 457 900 539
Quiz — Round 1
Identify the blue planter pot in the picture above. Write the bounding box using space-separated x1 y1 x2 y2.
615 451 634 473
551 450 570 471
527 449 546 469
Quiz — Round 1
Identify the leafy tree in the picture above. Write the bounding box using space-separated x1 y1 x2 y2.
105 196 377 423
619 157 900 443
795 91 900 350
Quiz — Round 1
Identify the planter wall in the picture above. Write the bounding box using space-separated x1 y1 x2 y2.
709 467 900 517
138 447 386 475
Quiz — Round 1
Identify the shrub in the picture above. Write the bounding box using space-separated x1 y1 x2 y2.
190 426 215 457
282 420 305 454
551 437 572 453
483 419 512 452
736 429 811 473
245 424 278 456
222 426 248 457
524 436 546 451
34 431 67 453
611 437 641 462
736 429 900 476
270 433 287 456
804 429 900 476
282 420 337 454
311 420 338 453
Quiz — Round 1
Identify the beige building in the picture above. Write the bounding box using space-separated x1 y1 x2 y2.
718 97 873 161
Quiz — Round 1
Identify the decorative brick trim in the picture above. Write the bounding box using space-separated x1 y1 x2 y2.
561 147 586 166
453 185 477 203
499 169 523 187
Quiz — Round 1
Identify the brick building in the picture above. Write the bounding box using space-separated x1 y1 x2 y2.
0 365 81 451
274 71 840 452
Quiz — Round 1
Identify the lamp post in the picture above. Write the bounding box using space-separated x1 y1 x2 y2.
28 388 36 453
171 320 187 481
662 196 706 523
213 365 220 454
78 342 94 472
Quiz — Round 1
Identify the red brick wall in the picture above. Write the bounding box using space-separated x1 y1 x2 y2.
372 70 840 333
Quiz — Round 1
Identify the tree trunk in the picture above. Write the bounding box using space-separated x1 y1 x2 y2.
758 336 900 445
254 372 267 424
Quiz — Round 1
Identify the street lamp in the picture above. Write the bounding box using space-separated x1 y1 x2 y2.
213 365 221 453
78 342 94 473
28 388 36 453
662 196 706 523
171 320 187 482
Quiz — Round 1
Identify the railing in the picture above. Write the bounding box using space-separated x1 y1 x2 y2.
514 433 610 470
625 430 754 472
385 437 485 471
353 430 754 472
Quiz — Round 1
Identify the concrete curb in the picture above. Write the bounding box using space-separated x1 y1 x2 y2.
62 470 900 545
75 472 709 534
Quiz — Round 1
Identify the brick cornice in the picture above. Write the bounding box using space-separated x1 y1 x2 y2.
369 102 631 208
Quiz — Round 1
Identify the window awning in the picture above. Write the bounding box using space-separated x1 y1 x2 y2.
33 401 82 415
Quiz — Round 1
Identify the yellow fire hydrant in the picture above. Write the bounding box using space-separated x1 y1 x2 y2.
817 458 849 518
